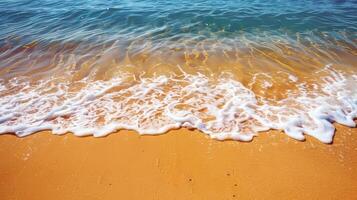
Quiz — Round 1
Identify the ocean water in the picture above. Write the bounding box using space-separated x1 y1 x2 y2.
0 0 356 143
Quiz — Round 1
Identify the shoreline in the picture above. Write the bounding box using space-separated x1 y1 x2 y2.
1 124 357 199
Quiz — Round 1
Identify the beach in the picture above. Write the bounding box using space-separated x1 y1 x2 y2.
1 125 357 199
0 1 357 199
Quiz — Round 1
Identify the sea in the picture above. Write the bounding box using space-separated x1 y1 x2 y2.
0 0 356 143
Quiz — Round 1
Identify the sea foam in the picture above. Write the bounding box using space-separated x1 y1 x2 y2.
0 65 356 143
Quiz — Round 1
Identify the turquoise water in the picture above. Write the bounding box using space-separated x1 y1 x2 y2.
1 0 356 45
0 0 356 142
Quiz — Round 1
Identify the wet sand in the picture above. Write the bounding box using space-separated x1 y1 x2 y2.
0 124 357 199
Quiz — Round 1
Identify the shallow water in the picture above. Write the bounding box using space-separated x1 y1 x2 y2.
0 0 356 142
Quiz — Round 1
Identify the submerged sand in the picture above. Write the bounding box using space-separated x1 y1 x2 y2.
0 124 357 199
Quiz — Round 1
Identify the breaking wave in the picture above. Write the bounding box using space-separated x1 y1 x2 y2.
0 65 356 143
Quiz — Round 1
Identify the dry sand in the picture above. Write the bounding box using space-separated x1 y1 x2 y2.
1 124 357 199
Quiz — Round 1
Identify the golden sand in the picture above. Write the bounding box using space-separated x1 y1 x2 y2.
0 124 356 199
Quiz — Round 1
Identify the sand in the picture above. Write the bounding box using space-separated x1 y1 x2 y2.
1 124 357 199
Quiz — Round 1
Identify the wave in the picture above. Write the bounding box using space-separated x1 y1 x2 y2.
0 0 356 144
0 64 355 143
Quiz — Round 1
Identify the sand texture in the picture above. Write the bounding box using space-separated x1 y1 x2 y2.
1 124 357 199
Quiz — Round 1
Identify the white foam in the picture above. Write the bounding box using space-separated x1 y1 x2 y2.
0 65 356 143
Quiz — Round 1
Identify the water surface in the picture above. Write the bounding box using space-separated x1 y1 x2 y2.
0 0 356 143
